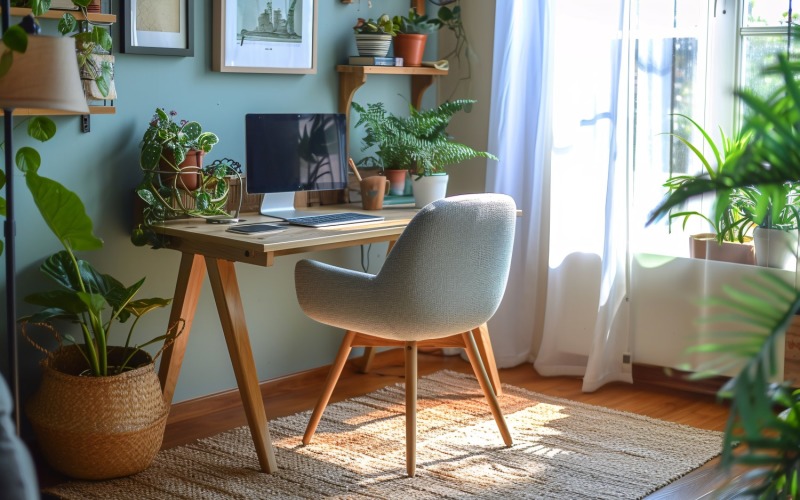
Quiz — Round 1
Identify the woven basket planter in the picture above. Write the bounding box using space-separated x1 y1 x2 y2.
26 345 168 480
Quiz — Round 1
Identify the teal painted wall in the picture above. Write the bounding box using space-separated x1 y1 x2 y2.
3 0 442 411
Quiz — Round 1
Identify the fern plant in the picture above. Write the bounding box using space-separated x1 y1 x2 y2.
352 99 497 177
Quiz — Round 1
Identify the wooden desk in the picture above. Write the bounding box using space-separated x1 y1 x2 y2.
153 204 416 474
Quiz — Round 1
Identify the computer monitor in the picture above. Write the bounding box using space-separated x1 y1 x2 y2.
245 113 348 219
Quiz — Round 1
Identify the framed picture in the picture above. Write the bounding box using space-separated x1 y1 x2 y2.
212 0 317 74
121 0 194 56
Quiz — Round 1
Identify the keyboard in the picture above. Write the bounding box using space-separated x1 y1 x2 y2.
285 212 385 228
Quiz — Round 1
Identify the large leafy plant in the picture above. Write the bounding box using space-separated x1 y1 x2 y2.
12 117 176 376
648 49 800 498
352 99 497 177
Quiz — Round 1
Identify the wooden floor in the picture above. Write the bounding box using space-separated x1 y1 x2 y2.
39 349 740 498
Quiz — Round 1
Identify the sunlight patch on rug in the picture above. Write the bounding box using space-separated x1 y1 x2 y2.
46 370 723 499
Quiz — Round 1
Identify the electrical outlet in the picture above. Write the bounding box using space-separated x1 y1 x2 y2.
622 352 632 373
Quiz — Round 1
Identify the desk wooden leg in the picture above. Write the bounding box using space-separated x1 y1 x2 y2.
206 257 277 474
159 253 207 406
472 324 503 397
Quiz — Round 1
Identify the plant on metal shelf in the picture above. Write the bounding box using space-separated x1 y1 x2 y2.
134 108 239 248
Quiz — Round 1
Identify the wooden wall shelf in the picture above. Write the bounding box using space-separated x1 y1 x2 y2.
7 6 116 23
336 64 448 128
4 106 115 116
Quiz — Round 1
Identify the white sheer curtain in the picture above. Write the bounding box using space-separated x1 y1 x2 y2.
487 0 633 391
484 0 551 368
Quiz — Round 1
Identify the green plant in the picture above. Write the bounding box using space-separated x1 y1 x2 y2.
13 0 115 99
134 108 233 248
10 117 177 377
56 6 113 99
353 15 396 35
140 108 219 169
429 0 472 101
648 50 800 498
352 99 497 177
663 114 758 243
392 8 439 35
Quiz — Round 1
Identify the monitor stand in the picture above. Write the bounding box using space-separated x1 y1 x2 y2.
259 192 318 220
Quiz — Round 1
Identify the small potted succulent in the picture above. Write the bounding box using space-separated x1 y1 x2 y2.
353 14 396 57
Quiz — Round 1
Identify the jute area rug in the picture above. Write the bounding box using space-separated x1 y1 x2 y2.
46 370 723 499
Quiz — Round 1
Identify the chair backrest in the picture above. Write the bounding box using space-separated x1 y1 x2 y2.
375 193 517 339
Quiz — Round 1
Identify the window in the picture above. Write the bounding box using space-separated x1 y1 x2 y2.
632 0 796 257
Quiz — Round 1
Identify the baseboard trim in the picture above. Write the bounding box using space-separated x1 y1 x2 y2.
632 363 728 396
167 353 729 427
166 360 337 426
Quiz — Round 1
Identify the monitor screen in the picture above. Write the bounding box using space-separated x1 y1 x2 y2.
245 113 348 194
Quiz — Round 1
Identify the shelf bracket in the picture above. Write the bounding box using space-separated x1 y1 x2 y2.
81 114 90 133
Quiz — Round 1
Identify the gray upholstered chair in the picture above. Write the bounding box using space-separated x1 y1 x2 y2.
295 193 516 477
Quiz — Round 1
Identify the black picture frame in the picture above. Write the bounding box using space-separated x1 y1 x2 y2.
120 0 194 56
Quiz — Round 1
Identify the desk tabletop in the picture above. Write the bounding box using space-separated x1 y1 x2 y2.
153 204 418 266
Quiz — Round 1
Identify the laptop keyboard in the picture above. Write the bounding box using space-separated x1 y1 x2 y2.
285 212 385 228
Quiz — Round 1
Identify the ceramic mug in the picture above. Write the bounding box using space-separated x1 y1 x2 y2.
360 176 391 210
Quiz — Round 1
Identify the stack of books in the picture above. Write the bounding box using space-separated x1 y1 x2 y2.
348 56 404 67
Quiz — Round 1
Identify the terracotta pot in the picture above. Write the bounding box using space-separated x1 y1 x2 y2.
87 0 101 13
689 233 755 265
384 169 408 196
393 34 427 67
160 149 204 191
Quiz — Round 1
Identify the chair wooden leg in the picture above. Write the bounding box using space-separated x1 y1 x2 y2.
303 331 356 445
405 341 418 478
357 347 377 374
472 324 503 396
462 331 513 446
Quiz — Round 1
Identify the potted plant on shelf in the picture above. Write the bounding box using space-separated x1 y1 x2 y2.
352 99 497 208
56 4 115 102
353 14 396 57
391 8 439 67
662 114 760 264
16 0 116 102
11 117 179 480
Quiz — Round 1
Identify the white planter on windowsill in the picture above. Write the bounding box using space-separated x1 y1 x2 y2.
412 174 449 208
753 226 799 270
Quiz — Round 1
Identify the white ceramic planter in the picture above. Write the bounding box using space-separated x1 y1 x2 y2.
354 34 392 57
412 174 449 208
754 226 799 269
